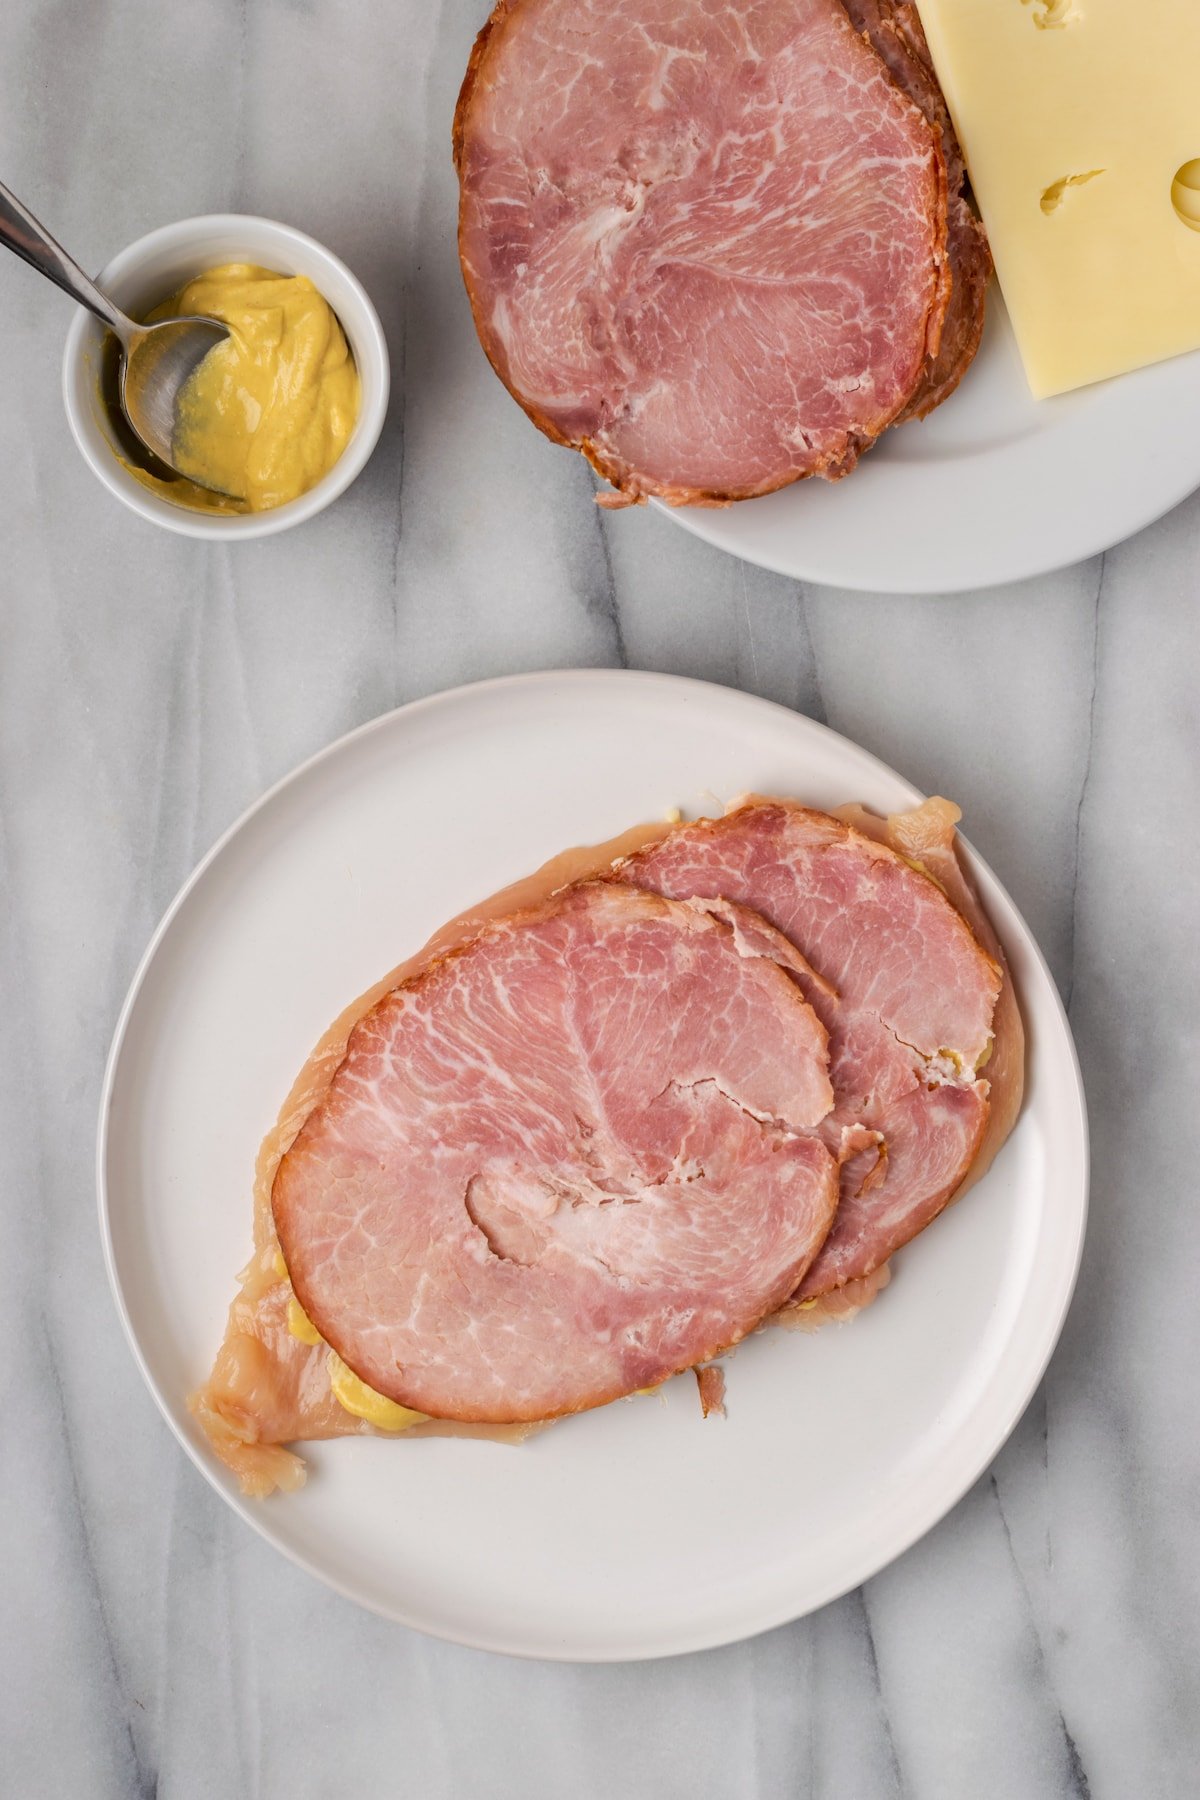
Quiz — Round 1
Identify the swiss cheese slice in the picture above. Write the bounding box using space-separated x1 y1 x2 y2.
914 0 1200 397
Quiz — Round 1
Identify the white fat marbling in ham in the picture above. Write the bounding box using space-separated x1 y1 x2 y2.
273 882 840 1421
616 801 1001 1296
454 0 948 503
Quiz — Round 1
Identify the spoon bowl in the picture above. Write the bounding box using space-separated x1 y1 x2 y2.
121 314 239 496
0 178 235 494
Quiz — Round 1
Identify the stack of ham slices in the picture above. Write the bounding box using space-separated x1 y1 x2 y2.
454 0 990 506
194 796 1023 1496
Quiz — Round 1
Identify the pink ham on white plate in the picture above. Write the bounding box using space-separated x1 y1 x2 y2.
273 882 840 1423
454 0 950 505
616 800 1003 1299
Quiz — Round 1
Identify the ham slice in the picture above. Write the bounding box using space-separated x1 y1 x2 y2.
839 0 991 419
454 0 949 505
273 883 840 1423
832 796 1025 1199
615 800 1002 1297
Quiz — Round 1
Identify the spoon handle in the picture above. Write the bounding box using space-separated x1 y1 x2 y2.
0 179 130 337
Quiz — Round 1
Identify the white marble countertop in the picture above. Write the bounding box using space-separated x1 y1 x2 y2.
2 3 1198 1795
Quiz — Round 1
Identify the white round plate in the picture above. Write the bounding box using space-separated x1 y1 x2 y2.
660 290 1200 593
99 671 1088 1659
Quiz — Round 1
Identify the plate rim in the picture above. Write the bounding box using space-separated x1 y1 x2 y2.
96 668 1090 1658
657 465 1200 595
652 331 1200 594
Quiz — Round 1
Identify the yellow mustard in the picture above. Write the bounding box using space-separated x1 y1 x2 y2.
283 1287 426 1430
286 1294 323 1346
326 1352 428 1433
137 263 360 513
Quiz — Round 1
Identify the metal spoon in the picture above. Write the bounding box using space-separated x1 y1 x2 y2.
0 179 239 497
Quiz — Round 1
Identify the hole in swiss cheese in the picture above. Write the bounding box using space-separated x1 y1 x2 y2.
1172 160 1200 232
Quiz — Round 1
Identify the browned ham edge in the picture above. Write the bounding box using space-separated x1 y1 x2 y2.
695 1365 727 1418
839 0 991 419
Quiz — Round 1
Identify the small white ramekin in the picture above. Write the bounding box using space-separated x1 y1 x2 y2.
62 214 390 539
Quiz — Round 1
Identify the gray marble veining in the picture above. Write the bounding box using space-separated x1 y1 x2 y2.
1 3 1198 1796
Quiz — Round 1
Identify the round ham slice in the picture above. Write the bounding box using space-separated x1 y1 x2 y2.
454 0 949 505
615 802 1002 1297
273 882 840 1423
